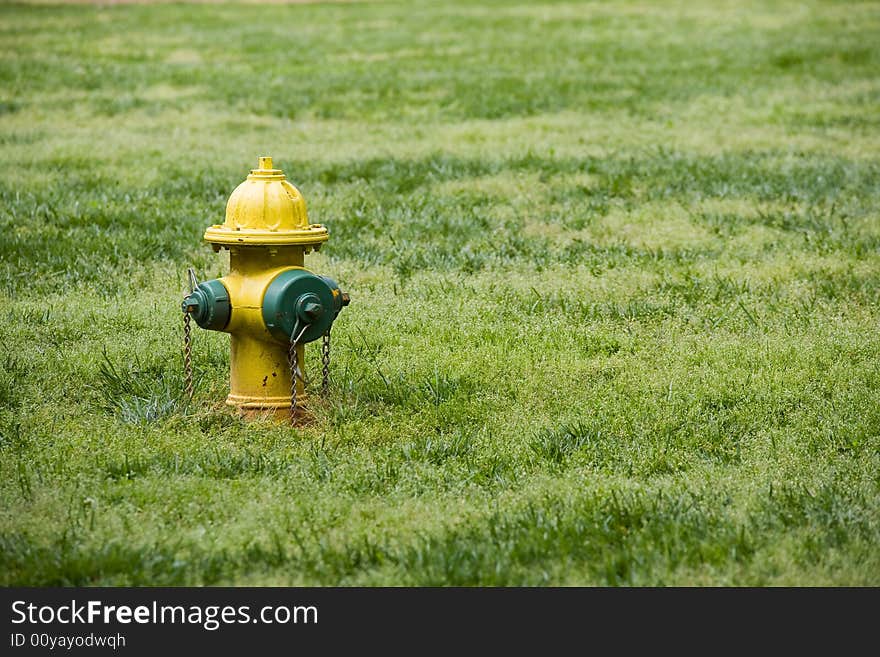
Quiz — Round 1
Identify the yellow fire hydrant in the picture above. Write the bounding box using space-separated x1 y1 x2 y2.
182 156 349 421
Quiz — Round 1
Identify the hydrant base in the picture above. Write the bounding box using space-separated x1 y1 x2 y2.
226 395 314 424
226 393 293 408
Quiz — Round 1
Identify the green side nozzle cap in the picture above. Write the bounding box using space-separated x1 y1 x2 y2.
182 279 231 331
262 269 347 344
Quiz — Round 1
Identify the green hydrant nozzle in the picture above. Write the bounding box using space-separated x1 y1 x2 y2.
262 270 344 344
182 280 231 331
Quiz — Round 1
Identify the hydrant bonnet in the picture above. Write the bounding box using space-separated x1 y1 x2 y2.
203 156 329 249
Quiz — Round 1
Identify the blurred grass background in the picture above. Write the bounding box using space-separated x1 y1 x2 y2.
0 0 879 584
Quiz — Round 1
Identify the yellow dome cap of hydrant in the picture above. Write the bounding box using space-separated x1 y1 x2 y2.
204 156 329 248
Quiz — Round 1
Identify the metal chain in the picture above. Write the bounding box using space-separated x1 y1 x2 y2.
183 267 198 402
288 323 310 423
183 309 193 400
288 339 299 423
321 331 331 396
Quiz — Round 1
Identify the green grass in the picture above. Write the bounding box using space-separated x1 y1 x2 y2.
1 0 879 585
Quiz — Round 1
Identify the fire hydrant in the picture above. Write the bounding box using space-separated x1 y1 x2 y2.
182 156 349 421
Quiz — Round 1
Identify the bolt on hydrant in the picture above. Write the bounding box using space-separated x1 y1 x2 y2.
181 156 349 423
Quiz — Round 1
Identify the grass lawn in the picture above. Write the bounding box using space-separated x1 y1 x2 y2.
1 0 879 586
